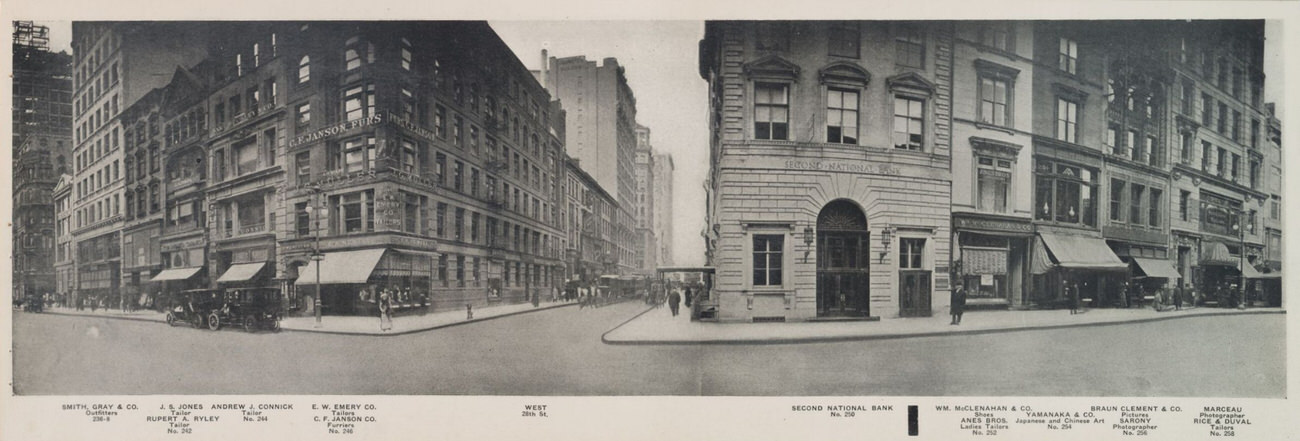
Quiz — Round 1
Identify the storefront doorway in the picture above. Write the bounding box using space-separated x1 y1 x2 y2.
816 201 870 317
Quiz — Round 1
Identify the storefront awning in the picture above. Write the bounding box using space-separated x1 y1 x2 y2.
150 267 204 282
1240 262 1279 279
1038 233 1128 270
1132 258 1181 279
216 262 268 283
295 249 387 285
1200 241 1236 266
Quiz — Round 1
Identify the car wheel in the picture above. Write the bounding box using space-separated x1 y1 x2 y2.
243 314 256 333
207 313 221 331
166 313 177 327
192 316 203 329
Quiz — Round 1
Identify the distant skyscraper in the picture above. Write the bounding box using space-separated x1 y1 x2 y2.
634 125 656 271
652 151 674 267
542 55 638 209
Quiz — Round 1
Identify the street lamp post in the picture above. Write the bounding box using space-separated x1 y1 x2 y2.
305 186 324 327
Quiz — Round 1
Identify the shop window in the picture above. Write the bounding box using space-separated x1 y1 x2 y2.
1035 159 1096 226
753 82 789 140
900 238 925 269
752 234 784 286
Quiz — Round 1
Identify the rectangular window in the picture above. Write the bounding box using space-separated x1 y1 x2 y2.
827 23 860 58
1201 93 1213 126
435 202 447 237
976 157 1010 213
1216 147 1227 176
895 24 924 68
435 153 446 185
981 23 1013 51
1129 184 1145 225
1249 160 1260 189
1230 153 1240 181
1056 98 1077 143
234 138 259 176
342 84 375 122
1058 37 1078 74
1126 131 1137 159
1180 132 1192 164
900 238 924 269
978 75 1010 126
826 89 860 145
435 105 447 138
1217 102 1227 134
886 96 925 150
295 202 310 236
1145 136 1157 166
1106 125 1118 152
751 235 783 286
296 102 311 125
1179 190 1190 221
1201 141 1212 171
438 255 448 288
1148 189 1162 227
754 83 789 140
1110 179 1125 222
342 136 375 172
454 207 465 241
453 161 464 191
471 212 480 243
295 151 311 184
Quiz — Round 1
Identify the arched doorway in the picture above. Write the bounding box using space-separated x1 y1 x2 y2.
817 200 870 317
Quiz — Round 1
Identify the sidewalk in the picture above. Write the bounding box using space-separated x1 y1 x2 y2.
602 305 1286 345
39 300 580 336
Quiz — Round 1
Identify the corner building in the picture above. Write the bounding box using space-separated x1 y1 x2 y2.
275 22 567 314
699 21 954 321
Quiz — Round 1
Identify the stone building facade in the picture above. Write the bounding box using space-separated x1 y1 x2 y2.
699 21 955 321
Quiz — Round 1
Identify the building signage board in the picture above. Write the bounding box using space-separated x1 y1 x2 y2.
953 216 1033 234
288 113 384 148
782 160 902 176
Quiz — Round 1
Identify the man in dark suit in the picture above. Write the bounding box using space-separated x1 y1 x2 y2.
950 279 966 325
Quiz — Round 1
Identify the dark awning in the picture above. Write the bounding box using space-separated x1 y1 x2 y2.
1038 233 1127 270
1132 258 1182 279
295 249 387 285
1240 262 1278 279
150 267 204 282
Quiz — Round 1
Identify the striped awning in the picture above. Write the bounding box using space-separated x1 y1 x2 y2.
1200 241 1236 266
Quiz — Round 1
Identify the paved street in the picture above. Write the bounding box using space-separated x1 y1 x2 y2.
13 303 1285 397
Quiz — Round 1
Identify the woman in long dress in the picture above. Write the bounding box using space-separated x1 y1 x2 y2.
379 291 394 332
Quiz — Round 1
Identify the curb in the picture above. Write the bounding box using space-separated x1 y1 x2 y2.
599 304 660 344
36 302 582 337
280 301 580 337
601 309 1286 346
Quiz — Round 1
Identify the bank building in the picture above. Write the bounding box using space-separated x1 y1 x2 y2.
698 21 956 321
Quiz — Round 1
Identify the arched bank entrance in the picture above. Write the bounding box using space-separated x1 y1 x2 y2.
816 200 871 317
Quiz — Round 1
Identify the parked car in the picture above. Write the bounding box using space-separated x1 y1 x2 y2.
208 288 282 332
165 289 223 329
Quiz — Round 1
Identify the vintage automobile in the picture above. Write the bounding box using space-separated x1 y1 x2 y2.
165 289 224 329
207 287 282 332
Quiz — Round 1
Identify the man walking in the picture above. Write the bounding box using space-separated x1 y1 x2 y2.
950 281 966 325
668 287 682 317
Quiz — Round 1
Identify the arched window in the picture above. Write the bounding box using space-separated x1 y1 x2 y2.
298 55 311 83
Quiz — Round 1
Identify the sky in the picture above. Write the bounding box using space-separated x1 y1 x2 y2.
489 21 710 266
31 19 1287 267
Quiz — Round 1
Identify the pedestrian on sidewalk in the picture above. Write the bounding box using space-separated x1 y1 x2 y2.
950 282 966 325
668 287 681 317
1174 283 1184 310
378 291 393 332
1066 280 1079 315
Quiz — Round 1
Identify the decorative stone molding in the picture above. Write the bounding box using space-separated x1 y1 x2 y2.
742 55 800 80
817 61 871 88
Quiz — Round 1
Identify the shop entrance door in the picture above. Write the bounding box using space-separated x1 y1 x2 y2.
816 201 870 317
899 270 932 317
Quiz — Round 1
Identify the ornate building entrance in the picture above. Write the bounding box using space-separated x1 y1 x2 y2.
816 201 871 317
